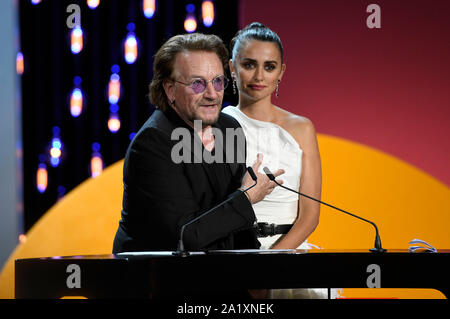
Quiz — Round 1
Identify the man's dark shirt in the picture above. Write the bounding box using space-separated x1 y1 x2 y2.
112 107 260 253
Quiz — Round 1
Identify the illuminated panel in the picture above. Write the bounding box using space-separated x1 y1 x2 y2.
108 68 121 104
91 156 103 178
124 24 138 64
16 52 24 75
49 126 62 167
71 27 83 54
202 1 214 27
184 4 197 33
37 163 48 193
87 0 100 9
108 113 121 133
49 146 61 167
184 15 197 33
70 88 83 117
90 143 103 178
108 104 120 133
143 0 155 18
18 234 27 244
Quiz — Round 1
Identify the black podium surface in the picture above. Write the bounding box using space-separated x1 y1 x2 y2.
15 249 450 299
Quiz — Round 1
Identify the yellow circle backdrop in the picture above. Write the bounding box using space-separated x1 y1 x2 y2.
0 134 448 298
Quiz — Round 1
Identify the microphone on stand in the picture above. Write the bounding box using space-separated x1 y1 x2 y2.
174 166 258 256
263 167 386 253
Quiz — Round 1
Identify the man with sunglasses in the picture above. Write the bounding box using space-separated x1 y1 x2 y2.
113 33 278 254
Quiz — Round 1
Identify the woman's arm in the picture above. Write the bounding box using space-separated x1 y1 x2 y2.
272 118 322 249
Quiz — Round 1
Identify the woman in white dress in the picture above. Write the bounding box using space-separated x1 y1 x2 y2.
223 22 322 251
223 22 328 299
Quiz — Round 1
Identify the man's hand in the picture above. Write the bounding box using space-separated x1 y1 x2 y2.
240 153 284 204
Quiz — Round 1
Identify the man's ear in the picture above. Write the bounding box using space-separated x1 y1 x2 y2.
163 80 175 104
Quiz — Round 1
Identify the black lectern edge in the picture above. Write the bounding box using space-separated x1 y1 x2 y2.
116 249 301 258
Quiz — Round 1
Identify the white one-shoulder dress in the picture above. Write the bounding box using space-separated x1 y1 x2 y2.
222 106 313 250
222 106 335 299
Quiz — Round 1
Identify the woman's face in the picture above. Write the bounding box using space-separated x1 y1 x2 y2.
230 40 286 103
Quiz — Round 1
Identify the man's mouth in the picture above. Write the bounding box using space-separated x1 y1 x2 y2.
200 103 218 108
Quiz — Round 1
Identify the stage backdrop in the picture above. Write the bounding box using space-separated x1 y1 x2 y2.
239 0 450 247
240 0 450 187
1 0 450 300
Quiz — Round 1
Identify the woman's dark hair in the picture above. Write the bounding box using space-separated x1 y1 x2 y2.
230 22 284 63
149 33 229 111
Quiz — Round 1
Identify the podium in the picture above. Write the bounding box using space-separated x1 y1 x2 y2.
15 250 450 299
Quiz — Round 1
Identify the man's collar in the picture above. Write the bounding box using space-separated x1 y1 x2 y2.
163 106 193 131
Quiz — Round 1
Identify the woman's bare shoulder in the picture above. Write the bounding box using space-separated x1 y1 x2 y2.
275 106 316 137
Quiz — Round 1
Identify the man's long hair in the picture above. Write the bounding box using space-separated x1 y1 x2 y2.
149 33 229 111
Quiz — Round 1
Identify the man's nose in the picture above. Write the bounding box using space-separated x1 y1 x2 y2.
203 81 219 99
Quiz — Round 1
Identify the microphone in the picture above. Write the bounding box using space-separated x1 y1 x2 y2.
175 166 258 256
263 167 386 253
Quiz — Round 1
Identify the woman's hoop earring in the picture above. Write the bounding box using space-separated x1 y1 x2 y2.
275 79 280 98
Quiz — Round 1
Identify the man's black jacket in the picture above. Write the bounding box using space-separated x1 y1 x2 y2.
112 107 260 253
